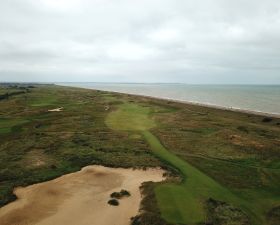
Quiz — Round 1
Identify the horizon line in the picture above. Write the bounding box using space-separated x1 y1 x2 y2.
1 81 280 85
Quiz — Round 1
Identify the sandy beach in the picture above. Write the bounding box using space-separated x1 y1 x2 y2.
0 166 165 225
58 84 280 118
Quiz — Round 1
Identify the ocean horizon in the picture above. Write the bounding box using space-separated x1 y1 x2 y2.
58 83 280 116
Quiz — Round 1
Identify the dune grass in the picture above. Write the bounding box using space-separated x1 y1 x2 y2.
1 85 279 225
0 86 162 206
106 102 268 225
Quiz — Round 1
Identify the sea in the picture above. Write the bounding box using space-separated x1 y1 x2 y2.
58 83 280 116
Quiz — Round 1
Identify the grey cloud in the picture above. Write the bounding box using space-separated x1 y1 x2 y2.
0 0 280 83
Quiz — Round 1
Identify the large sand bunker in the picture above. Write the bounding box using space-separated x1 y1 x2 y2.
0 166 164 225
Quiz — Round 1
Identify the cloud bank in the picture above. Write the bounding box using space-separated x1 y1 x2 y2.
0 0 280 83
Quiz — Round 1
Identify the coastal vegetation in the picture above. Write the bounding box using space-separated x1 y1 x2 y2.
0 84 279 225
108 199 119 206
110 189 131 199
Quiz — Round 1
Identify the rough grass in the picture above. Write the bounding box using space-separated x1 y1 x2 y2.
104 100 280 225
131 182 170 225
0 86 162 207
0 85 279 225
27 90 58 107
0 118 29 134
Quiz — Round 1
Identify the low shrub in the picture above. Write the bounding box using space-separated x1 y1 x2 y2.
237 126 249 133
120 189 131 196
110 192 122 199
262 117 273 123
267 205 280 225
206 198 250 225
110 189 131 199
108 199 119 206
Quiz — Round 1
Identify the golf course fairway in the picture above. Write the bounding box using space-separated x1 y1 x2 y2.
142 131 259 224
106 102 261 225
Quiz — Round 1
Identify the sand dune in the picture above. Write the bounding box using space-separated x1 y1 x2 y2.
0 166 164 225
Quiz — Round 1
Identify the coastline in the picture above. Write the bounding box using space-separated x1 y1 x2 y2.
57 84 280 119
1 84 279 225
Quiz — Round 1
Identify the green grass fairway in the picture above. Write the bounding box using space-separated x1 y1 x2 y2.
106 102 263 225
106 103 156 131
142 131 260 224
0 118 29 134
27 89 58 107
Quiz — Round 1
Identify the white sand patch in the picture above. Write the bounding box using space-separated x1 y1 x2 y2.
0 165 165 225
48 107 63 112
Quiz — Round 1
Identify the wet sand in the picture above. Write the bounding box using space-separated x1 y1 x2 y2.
0 166 164 225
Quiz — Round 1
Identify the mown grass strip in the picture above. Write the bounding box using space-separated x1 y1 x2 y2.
106 102 264 225
143 130 261 225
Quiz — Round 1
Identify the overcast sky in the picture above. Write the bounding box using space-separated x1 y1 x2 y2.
0 0 280 84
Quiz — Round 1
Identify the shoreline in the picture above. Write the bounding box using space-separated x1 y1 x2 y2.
58 84 280 118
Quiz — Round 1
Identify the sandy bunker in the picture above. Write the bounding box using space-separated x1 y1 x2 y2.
47 107 63 112
0 166 165 225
